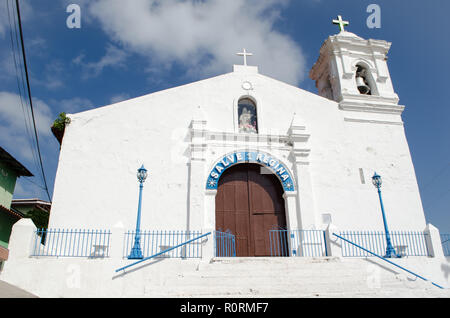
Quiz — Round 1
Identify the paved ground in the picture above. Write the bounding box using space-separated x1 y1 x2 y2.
0 279 38 298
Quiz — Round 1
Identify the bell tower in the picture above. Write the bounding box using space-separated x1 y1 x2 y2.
310 16 404 115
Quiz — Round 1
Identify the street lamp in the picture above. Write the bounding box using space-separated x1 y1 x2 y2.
372 172 399 258
128 165 148 259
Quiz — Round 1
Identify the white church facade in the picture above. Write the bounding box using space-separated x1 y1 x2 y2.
2 23 449 297
49 29 425 240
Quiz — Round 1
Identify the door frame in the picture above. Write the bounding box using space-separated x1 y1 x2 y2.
215 163 288 256
207 160 300 257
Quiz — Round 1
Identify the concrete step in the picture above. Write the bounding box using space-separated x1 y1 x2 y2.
199 257 385 271
187 269 398 278
141 257 450 298
164 275 391 288
145 283 448 298
160 275 440 293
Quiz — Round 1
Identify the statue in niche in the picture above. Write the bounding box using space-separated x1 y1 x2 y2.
238 104 257 134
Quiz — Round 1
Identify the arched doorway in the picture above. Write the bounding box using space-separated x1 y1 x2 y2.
215 164 287 257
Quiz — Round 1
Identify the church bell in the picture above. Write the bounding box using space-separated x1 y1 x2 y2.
356 75 371 95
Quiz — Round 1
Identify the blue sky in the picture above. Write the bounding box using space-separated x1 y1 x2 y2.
0 0 449 232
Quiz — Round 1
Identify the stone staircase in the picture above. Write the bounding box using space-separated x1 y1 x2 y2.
142 257 450 298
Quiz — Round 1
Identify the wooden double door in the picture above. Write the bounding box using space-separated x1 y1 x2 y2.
215 164 287 257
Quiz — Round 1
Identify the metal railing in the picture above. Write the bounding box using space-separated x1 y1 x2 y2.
333 233 444 289
214 230 236 257
31 229 111 258
441 234 450 257
338 230 429 257
116 232 211 272
269 229 328 257
123 230 204 259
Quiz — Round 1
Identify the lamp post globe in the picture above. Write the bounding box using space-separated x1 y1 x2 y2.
137 165 148 183
128 165 148 260
372 172 382 189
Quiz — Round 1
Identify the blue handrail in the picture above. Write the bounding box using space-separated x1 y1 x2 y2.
115 232 211 272
332 233 445 289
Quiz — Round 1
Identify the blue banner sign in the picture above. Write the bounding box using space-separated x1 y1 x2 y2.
206 151 295 192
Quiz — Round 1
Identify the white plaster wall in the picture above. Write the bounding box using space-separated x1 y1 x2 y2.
49 65 426 233
311 116 426 231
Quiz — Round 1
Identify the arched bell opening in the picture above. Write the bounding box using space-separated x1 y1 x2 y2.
355 65 372 95
355 63 379 96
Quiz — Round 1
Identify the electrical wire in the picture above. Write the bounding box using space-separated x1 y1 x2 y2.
6 0 41 178
13 0 51 202
421 162 450 193
425 188 450 209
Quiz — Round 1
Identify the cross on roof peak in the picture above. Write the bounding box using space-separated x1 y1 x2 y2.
332 15 349 32
236 48 253 66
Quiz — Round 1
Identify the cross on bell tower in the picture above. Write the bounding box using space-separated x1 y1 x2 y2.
332 15 349 32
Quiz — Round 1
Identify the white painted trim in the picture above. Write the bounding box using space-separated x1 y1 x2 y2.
339 103 405 115
344 117 404 126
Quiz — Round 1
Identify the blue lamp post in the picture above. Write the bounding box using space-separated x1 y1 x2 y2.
128 165 148 260
372 172 399 258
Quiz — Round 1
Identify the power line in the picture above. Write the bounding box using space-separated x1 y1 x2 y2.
421 162 450 193
425 188 450 210
6 0 41 179
7 0 46 197
14 0 51 202
21 176 48 191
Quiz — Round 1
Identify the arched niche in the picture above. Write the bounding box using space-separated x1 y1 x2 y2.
237 97 258 134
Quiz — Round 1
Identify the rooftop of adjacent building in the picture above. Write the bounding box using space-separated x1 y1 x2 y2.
10 198 51 218
0 147 33 178
11 198 51 208
0 204 24 219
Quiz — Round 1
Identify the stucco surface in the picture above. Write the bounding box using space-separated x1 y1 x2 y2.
48 65 425 233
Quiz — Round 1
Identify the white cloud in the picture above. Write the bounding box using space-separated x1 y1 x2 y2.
0 91 53 136
0 91 53 162
85 0 306 85
54 97 94 113
73 44 129 79
31 60 66 90
0 91 59 200
0 48 17 81
110 93 130 104
0 1 9 38
0 0 33 38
